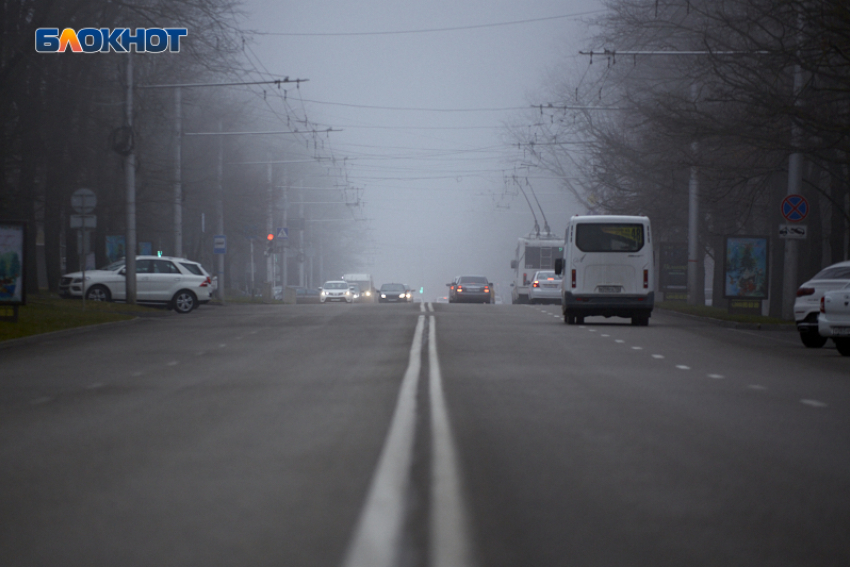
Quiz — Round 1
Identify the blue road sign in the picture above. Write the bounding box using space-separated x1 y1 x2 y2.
276 227 289 239
213 234 227 254
781 194 808 222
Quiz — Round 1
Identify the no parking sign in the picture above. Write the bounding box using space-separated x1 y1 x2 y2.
781 194 808 222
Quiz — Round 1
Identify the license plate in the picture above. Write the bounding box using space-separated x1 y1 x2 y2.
832 327 850 336
598 286 621 293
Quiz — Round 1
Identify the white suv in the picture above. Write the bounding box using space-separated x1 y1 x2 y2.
59 256 213 313
794 260 850 348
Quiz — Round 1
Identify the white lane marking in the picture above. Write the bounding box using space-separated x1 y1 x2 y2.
87 383 104 390
588 329 596 332
420 302 426 313
801 399 827 408
631 346 643 350
167 361 179 367
601 334 610 337
428 316 475 567
676 365 691 370
708 374 725 379
195 351 206 356
342 315 425 567
131 371 144 377
748 385 767 390
615 340 625 344
218 343 226 348
652 354 665 359
249 330 258 335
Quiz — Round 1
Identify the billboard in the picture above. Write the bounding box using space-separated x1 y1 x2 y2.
0 221 26 305
724 236 769 300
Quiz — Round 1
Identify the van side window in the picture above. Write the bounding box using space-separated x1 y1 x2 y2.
575 224 644 252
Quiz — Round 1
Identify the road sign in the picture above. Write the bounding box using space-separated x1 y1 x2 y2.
276 227 289 239
213 234 227 254
71 188 97 214
779 224 807 239
781 194 808 222
70 214 96 229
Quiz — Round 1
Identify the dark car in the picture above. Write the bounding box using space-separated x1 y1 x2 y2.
379 283 410 303
447 276 493 304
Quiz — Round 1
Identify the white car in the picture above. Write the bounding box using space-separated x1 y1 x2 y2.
794 260 850 348
59 256 213 313
818 287 850 356
527 270 562 304
321 280 353 303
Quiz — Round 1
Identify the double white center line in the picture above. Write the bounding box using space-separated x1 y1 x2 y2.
342 314 474 567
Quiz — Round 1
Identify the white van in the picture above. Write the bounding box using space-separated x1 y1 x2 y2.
554 215 654 326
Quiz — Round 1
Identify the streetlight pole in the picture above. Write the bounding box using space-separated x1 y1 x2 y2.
125 51 137 304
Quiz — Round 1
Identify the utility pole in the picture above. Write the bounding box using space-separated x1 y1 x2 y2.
266 162 274 286
173 86 182 257
687 82 700 306
137 78 309 258
216 120 225 303
125 51 137 304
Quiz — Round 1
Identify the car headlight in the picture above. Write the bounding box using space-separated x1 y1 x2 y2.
321 290 326 296
346 291 350 295
365 291 371 296
381 293 386 298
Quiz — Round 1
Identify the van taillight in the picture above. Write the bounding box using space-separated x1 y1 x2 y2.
643 269 649 289
797 287 815 297
571 269 576 289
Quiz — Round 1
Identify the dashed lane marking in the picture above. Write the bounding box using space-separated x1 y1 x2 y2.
676 365 691 370
652 354 665 359
708 374 725 379
801 399 828 408
748 385 767 390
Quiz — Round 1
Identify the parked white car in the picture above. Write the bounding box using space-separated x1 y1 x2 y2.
59 256 213 313
818 287 850 356
794 260 850 348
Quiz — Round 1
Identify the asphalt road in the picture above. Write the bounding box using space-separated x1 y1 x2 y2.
1 302 848 566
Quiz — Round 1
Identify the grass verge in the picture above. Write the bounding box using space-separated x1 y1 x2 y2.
656 300 793 326
0 294 165 343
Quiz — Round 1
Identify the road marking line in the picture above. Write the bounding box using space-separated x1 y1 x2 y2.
801 399 827 408
615 339 625 344
420 303 426 313
652 354 664 359
87 383 104 389
676 365 690 370
601 334 610 337
341 315 425 567
218 343 226 348
708 374 725 379
167 361 179 366
631 346 643 350
429 316 475 567
748 385 767 390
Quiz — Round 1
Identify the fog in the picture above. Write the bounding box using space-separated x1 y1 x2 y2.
241 1 601 300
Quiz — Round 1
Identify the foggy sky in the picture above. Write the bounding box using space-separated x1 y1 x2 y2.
241 0 603 300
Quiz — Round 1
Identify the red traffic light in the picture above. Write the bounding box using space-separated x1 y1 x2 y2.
267 233 275 241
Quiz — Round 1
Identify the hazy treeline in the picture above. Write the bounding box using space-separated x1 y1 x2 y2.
1 0 355 294
517 0 850 314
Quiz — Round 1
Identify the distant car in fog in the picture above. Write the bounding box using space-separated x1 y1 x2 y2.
795 260 850 348
447 276 493 304
527 270 561 304
348 283 362 302
320 281 353 303
379 283 410 303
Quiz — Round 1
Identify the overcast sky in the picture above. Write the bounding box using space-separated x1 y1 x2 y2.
240 0 605 299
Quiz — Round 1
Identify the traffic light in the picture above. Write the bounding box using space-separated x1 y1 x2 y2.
266 233 275 254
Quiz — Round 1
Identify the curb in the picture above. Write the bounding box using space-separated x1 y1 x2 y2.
657 307 796 332
0 317 144 350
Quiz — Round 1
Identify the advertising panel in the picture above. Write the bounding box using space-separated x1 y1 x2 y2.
723 236 769 300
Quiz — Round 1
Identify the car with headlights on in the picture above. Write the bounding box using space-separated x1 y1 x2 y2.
320 281 353 303
794 260 850 348
447 275 493 304
58 256 213 313
379 283 410 303
527 270 562 304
